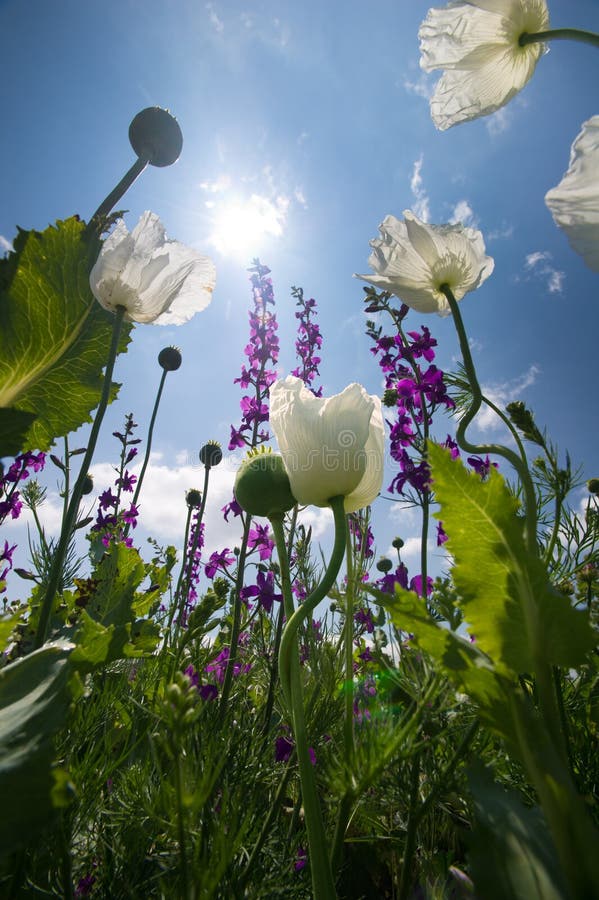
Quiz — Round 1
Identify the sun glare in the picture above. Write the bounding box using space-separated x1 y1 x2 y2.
208 194 288 260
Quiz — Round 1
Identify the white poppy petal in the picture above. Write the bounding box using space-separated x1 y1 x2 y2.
545 116 599 273
356 211 493 315
270 376 384 511
419 0 549 130
89 212 216 324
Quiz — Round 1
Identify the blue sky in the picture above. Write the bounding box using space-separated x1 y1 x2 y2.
1 0 598 588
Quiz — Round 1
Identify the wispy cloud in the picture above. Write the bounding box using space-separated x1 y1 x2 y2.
410 154 430 222
486 106 512 137
0 235 13 254
474 365 541 433
205 2 224 33
525 250 565 294
449 199 477 227
402 72 435 100
487 222 514 241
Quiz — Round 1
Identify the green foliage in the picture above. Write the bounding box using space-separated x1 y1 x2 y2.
427 442 596 675
0 218 131 454
467 765 568 900
0 641 74 856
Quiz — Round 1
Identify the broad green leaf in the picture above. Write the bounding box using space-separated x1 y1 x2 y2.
0 218 131 452
0 407 37 458
0 641 74 856
467 764 567 900
428 443 596 673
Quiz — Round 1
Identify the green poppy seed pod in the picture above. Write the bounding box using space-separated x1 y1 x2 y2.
186 488 202 509
383 389 398 408
376 557 393 573
81 475 94 496
234 451 296 518
587 478 599 495
392 537 404 550
158 346 182 371
199 441 223 468
129 107 183 167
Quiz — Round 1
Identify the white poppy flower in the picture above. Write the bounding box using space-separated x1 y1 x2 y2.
545 116 599 273
90 211 216 324
356 211 494 315
269 376 384 513
419 0 549 131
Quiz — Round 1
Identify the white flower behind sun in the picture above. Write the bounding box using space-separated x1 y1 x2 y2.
545 116 599 273
419 0 549 131
356 210 494 315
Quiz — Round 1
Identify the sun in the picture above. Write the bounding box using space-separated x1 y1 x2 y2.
208 194 289 261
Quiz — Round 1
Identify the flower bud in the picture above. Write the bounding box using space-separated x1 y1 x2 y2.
383 389 398 408
392 537 404 550
81 475 94 495
587 478 599 495
158 346 182 371
186 488 202 509
200 441 223 468
234 449 296 518
128 107 183 167
376 557 393 573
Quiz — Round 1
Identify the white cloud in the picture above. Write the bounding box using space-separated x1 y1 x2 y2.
449 199 477 227
524 250 565 294
0 235 13 254
410 155 430 222
294 188 308 209
199 174 231 193
486 107 512 137
205 2 224 33
474 365 541 433
487 222 514 241
402 72 435 100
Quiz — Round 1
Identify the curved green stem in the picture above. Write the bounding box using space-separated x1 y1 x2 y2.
343 522 355 761
520 28 599 49
440 285 538 555
270 512 336 900
86 156 149 231
278 496 347 717
34 305 126 649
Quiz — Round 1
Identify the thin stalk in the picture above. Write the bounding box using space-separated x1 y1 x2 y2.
173 754 190 899
86 156 148 229
413 719 478 826
440 285 538 553
343 522 355 762
172 464 211 646
130 367 168 514
279 496 347 719
270 512 336 900
34 306 126 649
520 28 599 49
218 513 253 716
398 753 421 900
61 437 70 529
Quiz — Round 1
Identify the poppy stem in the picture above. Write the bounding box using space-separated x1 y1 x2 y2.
34 305 126 649
520 28 599 49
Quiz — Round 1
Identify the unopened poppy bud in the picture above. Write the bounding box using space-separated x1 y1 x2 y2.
186 488 202 509
376 557 393 573
392 537 404 550
234 449 296 518
158 346 182 371
587 478 599 495
200 441 223 468
81 475 94 495
128 106 183 167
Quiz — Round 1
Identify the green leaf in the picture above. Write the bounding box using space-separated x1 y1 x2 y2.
0 407 37 458
0 219 131 452
428 443 596 674
467 764 568 900
0 641 73 856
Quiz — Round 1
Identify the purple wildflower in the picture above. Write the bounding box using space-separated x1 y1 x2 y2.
410 574 434 597
377 563 409 594
247 523 274 561
240 570 282 613
354 607 375 634
204 549 235 580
